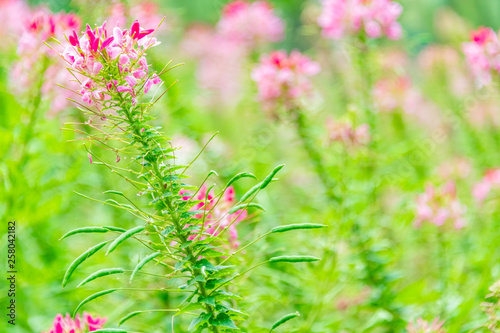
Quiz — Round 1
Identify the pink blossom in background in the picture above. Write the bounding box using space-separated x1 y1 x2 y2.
11 8 82 115
406 318 446 333
372 76 421 114
217 0 284 48
107 2 167 32
0 0 31 45
60 20 162 106
182 25 246 107
251 50 321 111
473 169 500 203
326 117 370 146
417 45 473 96
462 27 500 87
180 185 248 248
468 98 500 128
318 0 403 40
413 182 466 230
42 312 106 333
436 157 471 180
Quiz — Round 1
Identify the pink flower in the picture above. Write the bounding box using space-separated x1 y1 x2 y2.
326 117 370 146
462 27 500 87
406 318 446 333
183 25 246 107
180 185 248 248
107 2 168 32
372 76 421 114
251 50 321 111
217 1 284 48
318 0 403 40
436 157 471 180
473 169 500 203
414 182 466 230
41 312 106 333
0 0 31 47
59 20 162 106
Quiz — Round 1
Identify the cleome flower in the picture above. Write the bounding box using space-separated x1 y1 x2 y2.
41 312 106 333
251 50 320 112
60 20 162 107
326 117 370 147
180 185 248 248
406 318 446 333
217 0 284 48
473 168 500 203
318 0 403 40
462 27 500 87
413 182 466 230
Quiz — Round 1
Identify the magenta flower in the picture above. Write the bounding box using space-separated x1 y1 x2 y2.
473 169 500 203
462 27 500 86
60 20 162 106
217 1 284 48
414 182 466 230
318 0 403 40
406 318 446 333
326 117 370 147
41 312 106 333
251 50 321 111
180 185 248 248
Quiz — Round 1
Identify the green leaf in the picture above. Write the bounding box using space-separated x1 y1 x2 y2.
73 289 117 317
62 241 109 288
189 312 212 331
210 313 238 329
268 256 321 263
271 312 300 331
228 203 266 214
129 252 161 283
106 225 145 256
59 227 108 241
271 223 327 233
77 268 125 288
199 295 216 306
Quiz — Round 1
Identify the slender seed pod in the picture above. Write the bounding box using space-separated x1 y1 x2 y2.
226 172 257 187
271 223 327 233
103 226 127 232
260 164 285 190
62 241 110 287
91 329 127 333
228 203 266 214
59 227 108 241
129 252 161 283
77 268 125 288
240 182 263 202
106 225 145 256
73 289 118 317
269 256 320 263
271 312 300 331
103 190 124 196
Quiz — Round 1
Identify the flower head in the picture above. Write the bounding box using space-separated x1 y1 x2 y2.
42 312 106 333
473 169 500 203
462 27 500 86
217 1 284 48
318 0 403 40
406 318 446 333
180 185 248 248
60 20 162 106
414 182 466 230
251 50 320 112
326 117 370 147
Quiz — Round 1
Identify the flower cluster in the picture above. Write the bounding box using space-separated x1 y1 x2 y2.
251 50 321 111
61 20 162 106
181 185 248 248
406 318 446 333
42 312 106 333
217 0 284 48
462 27 500 86
372 76 420 114
326 117 370 146
414 182 466 230
318 0 403 40
11 7 81 115
473 169 500 203
0 0 31 45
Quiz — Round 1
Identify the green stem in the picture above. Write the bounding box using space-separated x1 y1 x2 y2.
293 109 341 204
